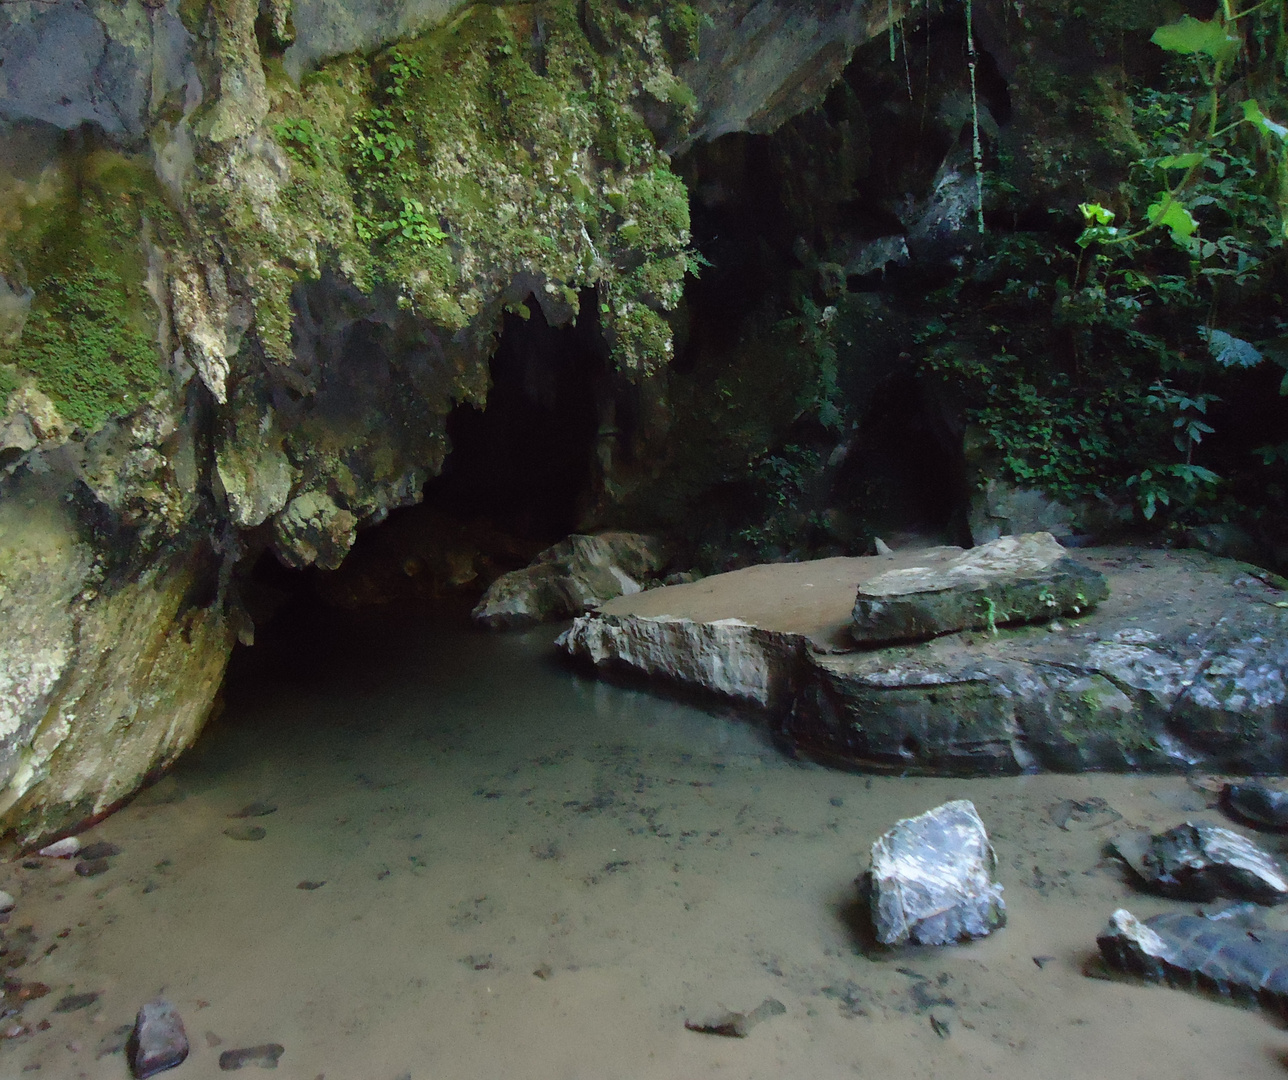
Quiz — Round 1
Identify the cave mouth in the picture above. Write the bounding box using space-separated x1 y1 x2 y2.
237 293 608 627
423 293 605 543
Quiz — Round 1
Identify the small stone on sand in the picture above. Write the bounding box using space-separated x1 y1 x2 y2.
78 841 122 860
218 1043 285 1070
38 837 80 859
131 999 189 1078
75 858 111 877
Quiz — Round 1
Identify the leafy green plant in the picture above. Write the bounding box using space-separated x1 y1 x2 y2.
270 116 330 167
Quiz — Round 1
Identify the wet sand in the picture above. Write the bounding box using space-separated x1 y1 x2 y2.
2 602 1286 1079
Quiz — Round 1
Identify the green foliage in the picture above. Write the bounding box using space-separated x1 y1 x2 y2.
0 365 18 408
925 6 1287 529
270 116 330 167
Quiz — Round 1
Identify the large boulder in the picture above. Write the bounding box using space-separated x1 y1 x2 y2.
867 799 1006 947
473 533 667 630
850 532 1108 645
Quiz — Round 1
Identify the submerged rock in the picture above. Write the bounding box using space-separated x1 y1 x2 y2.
1111 823 1288 904
130 1000 189 1079
1222 783 1288 831
867 799 1005 947
684 997 786 1037
850 532 1108 645
473 533 667 630
1097 908 1288 1016
218 1043 285 1071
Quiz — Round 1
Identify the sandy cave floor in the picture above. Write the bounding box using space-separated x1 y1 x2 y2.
2 604 1287 1080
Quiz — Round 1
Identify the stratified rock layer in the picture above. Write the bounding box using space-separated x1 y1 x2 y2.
850 532 1108 644
558 547 1288 775
868 799 1005 947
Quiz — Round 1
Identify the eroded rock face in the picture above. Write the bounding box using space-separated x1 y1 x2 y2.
850 532 1109 644
473 532 667 630
0 475 231 850
867 799 1005 947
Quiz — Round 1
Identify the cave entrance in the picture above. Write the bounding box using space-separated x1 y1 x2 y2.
839 371 972 547
423 295 604 543
237 293 608 624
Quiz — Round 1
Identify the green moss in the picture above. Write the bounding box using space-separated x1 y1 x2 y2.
206 0 695 374
0 150 169 430
0 364 17 408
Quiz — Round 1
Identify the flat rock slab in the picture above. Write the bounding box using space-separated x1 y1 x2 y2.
851 532 1108 644
868 799 1005 947
1097 908 1288 1016
559 547 1288 775
1112 822 1288 904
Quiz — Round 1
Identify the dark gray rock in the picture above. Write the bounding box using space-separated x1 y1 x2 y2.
1111 823 1288 904
78 841 121 860
1097 907 1288 1016
1223 783 1288 831
75 858 111 877
868 799 1005 947
0 1 196 137
130 999 189 1079
851 532 1108 645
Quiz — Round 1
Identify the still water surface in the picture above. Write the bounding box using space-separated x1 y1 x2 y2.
2 602 1284 1078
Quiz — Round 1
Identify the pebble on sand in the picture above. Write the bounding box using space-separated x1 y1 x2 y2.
75 858 111 878
130 1000 189 1079
37 837 81 859
218 1043 285 1070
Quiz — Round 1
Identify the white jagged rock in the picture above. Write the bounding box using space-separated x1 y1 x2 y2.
868 799 1006 947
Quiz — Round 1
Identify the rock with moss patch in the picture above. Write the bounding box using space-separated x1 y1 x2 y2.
850 532 1108 645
